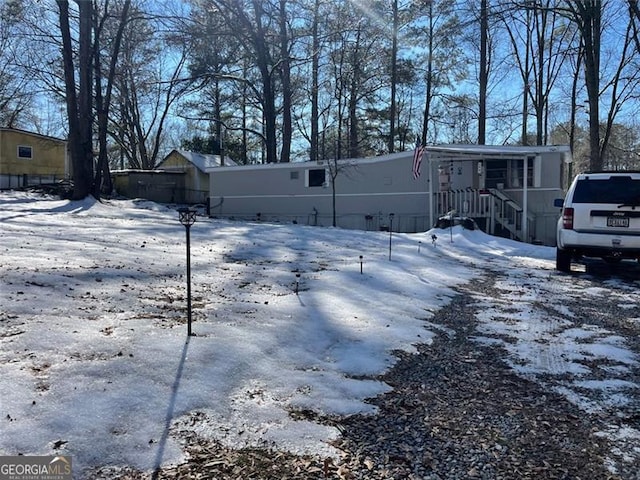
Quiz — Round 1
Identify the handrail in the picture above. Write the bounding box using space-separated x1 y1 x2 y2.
435 188 535 242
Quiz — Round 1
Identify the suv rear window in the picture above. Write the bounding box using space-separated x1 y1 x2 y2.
572 176 640 204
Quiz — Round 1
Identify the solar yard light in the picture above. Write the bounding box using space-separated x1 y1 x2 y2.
178 207 197 336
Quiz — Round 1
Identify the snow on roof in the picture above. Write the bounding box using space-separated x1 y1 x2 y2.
170 149 237 171
424 144 572 158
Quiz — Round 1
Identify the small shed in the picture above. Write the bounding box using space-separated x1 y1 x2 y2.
111 170 186 204
207 144 572 246
0 128 69 189
157 150 236 204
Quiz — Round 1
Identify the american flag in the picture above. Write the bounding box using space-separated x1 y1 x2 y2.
412 137 425 179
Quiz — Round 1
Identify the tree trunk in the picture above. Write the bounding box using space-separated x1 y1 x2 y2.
348 27 362 158
583 4 602 172
242 63 249 164
77 0 94 196
310 0 320 163
57 1 81 192
567 1 602 171
214 80 223 163
522 7 531 145
279 0 291 163
630 0 640 54
421 1 434 146
251 0 278 163
478 0 488 145
93 32 108 199
94 0 130 198
57 0 93 200
536 8 545 146
389 0 398 153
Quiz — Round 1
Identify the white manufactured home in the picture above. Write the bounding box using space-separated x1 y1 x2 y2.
207 144 572 246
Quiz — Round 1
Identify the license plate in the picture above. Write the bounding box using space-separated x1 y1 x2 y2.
607 217 629 227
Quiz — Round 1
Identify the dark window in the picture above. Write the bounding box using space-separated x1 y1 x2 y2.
308 169 325 187
485 160 507 188
485 159 533 188
573 177 640 204
18 145 32 159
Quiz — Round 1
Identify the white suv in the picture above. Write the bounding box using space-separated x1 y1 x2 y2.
555 171 640 272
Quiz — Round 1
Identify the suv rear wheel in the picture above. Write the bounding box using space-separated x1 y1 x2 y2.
556 248 571 272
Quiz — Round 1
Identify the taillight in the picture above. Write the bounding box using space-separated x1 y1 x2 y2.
562 207 574 229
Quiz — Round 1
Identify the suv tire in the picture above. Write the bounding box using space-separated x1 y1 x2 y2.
556 248 571 272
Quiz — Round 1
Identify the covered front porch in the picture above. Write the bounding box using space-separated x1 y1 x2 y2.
422 145 571 246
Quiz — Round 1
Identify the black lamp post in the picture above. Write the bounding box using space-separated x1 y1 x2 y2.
388 213 395 260
178 207 197 336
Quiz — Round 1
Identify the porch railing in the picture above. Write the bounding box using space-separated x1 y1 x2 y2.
435 188 535 242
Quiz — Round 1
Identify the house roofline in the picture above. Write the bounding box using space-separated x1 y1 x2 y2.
209 145 573 172
0 127 67 144
111 169 186 175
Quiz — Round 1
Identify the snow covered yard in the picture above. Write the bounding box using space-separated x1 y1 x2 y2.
1 191 639 478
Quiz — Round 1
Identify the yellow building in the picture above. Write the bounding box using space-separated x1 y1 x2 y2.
0 128 69 189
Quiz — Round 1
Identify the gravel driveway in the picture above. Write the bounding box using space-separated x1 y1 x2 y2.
99 261 640 480
330 265 640 480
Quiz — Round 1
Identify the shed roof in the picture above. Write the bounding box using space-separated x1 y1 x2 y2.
160 149 237 172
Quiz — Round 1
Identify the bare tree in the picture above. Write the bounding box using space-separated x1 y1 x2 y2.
204 0 292 164
411 0 466 145
57 0 94 199
560 1 639 171
182 2 256 163
324 153 356 227
93 0 131 195
326 2 385 158
110 8 191 170
499 1 575 145
294 0 336 162
561 1 603 170
0 1 35 127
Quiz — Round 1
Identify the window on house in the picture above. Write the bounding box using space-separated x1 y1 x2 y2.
290 171 299 180
509 159 533 188
485 160 507 188
485 159 533 188
18 145 32 159
307 168 326 187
